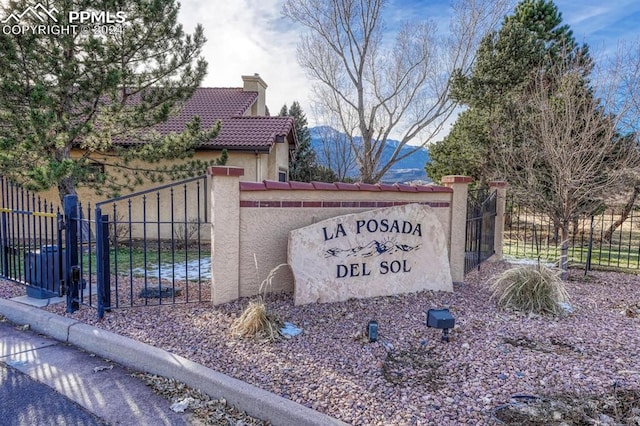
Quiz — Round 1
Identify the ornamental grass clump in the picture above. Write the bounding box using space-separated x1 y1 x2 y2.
230 297 282 341
230 262 288 342
490 264 569 316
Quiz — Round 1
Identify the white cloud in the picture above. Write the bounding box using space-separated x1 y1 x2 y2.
555 1 640 44
179 0 310 118
178 0 640 132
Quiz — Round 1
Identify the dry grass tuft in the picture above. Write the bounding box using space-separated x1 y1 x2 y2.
230 297 283 341
490 264 569 316
230 262 288 341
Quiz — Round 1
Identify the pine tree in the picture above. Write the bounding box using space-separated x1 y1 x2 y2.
0 0 223 200
427 0 589 184
425 109 489 183
286 101 313 181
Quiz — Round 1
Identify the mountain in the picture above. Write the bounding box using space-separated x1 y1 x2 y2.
309 126 430 183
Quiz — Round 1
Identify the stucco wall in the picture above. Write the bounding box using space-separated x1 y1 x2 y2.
239 203 451 297
209 167 459 304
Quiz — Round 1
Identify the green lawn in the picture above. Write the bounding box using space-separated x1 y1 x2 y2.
503 239 640 270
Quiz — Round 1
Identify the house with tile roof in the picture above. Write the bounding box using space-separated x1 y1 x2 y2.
32 74 297 213
146 73 297 182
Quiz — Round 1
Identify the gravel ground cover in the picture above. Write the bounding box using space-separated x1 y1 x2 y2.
2 262 639 425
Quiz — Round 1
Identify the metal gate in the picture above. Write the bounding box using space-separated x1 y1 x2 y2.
464 188 497 274
91 175 211 317
1 175 211 318
0 177 111 315
0 177 64 299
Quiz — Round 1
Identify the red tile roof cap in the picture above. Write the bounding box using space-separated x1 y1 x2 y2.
238 180 452 193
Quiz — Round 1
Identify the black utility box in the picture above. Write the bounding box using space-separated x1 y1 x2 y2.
24 245 64 299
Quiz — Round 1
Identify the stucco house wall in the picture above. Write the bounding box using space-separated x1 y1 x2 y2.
31 74 297 225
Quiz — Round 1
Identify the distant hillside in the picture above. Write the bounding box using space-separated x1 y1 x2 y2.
309 126 430 183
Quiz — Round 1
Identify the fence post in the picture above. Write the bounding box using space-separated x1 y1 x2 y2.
442 175 473 283
63 194 79 313
585 215 594 275
489 181 508 262
1 210 8 278
95 211 111 318
208 166 244 305
0 177 5 278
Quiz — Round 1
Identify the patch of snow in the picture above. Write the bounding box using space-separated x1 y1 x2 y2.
131 258 211 281
503 256 556 267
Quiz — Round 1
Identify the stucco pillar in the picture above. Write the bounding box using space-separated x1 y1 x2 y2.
442 175 473 283
208 166 244 305
489 181 508 262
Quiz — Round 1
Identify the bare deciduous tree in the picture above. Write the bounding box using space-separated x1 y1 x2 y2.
606 39 640 137
282 0 512 183
597 40 640 240
316 126 358 182
311 106 357 181
494 50 640 280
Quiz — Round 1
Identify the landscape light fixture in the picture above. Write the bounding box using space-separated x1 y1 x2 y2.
426 308 455 342
367 320 378 343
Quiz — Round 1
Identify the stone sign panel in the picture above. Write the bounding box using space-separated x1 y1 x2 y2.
288 203 453 305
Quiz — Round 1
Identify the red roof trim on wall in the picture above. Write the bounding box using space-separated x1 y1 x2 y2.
238 200 451 208
355 183 381 191
238 180 452 193
335 182 359 191
208 166 245 176
238 181 266 191
311 182 339 191
441 175 473 184
394 183 418 192
264 180 291 190
289 181 315 190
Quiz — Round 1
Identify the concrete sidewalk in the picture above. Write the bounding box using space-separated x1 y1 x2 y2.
0 318 189 425
0 297 346 426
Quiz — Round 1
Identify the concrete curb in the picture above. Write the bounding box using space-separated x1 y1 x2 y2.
0 298 347 426
0 298 79 342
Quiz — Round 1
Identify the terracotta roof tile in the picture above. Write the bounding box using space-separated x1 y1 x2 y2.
377 183 398 191
264 180 291 190
119 88 296 150
355 183 381 191
335 182 359 191
311 182 339 190
154 88 257 135
209 116 295 150
289 181 315 190
395 183 418 192
415 185 452 193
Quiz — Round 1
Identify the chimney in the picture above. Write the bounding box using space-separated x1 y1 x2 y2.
242 73 268 116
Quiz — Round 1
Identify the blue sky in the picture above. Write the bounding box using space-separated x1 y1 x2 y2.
179 0 640 129
558 0 639 44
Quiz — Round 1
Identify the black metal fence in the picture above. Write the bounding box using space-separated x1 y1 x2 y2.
464 188 497 274
504 196 640 271
0 175 211 318
0 177 63 298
